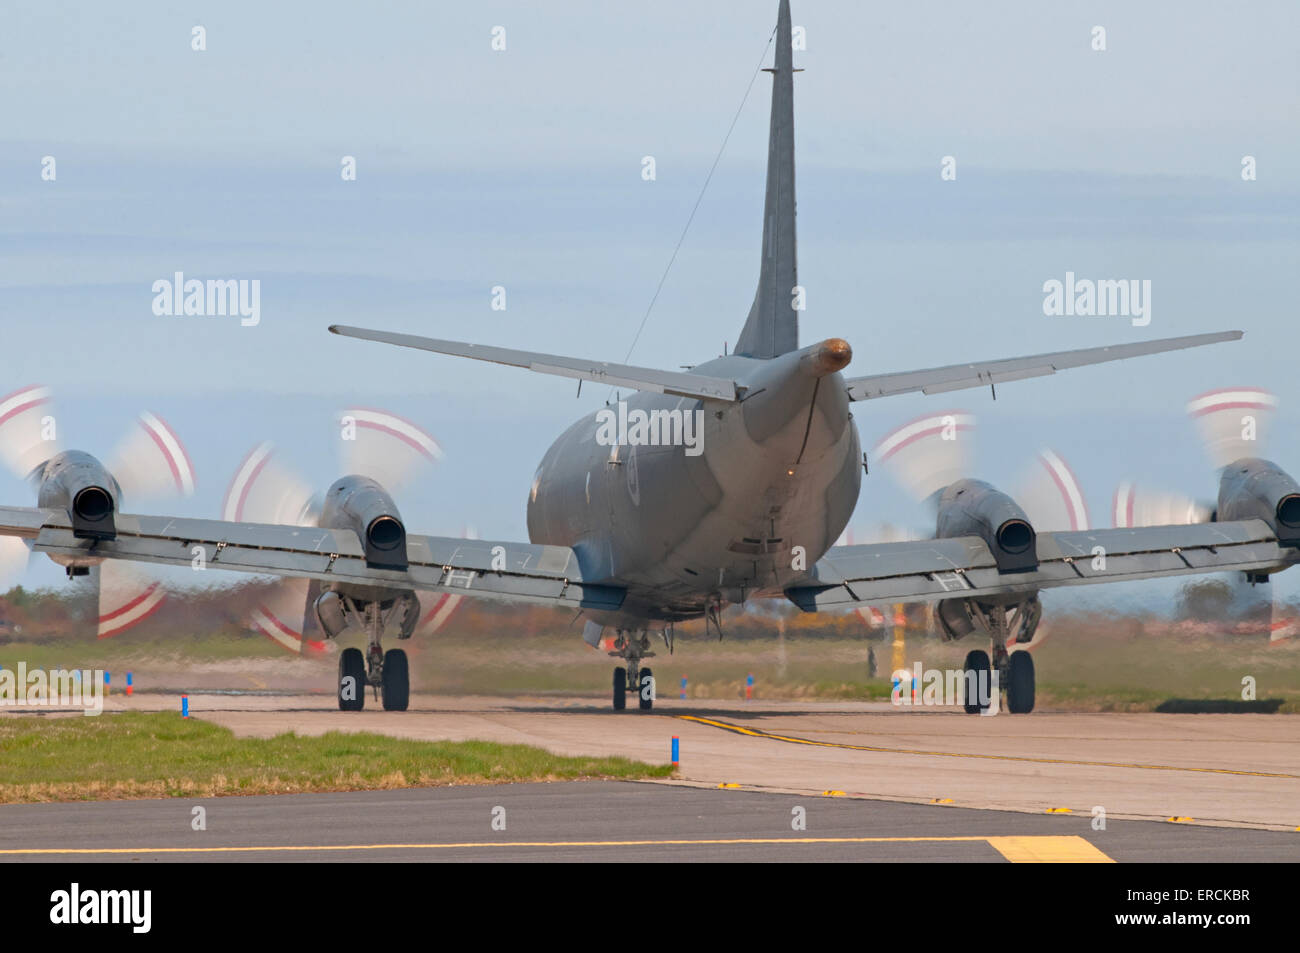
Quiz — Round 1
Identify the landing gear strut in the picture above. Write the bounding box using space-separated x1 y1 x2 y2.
333 595 414 712
609 630 656 710
950 597 1039 714
361 602 411 712
981 602 1037 714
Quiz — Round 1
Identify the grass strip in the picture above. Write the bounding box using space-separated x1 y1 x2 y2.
0 712 674 803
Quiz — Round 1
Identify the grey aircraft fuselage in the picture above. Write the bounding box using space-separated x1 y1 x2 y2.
525 0 833 629
527 339 859 627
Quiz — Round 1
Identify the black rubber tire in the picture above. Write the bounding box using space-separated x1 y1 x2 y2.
962 649 991 714
638 667 655 710
612 667 626 710
338 647 366 711
1007 650 1035 714
382 648 409 712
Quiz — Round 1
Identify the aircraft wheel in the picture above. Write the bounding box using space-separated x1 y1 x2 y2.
612 667 626 710
962 649 990 714
338 647 366 711
382 648 409 712
638 667 655 710
1006 651 1035 714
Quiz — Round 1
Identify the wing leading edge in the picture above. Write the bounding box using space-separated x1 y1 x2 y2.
0 506 625 612
787 521 1296 612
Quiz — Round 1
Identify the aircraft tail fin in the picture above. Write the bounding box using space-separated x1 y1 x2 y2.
735 0 799 360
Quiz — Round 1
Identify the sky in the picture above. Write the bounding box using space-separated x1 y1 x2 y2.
2 1 1298 604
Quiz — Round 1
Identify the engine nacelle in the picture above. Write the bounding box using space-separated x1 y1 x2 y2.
936 478 1037 573
35 450 119 541
1217 458 1300 547
318 475 409 570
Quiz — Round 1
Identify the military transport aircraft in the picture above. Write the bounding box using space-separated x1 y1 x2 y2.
3 0 1295 713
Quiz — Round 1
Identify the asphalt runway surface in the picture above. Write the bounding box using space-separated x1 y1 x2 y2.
4 691 1287 862
2 780 1296 862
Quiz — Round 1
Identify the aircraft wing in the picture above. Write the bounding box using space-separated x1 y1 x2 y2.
329 325 739 402
843 331 1242 401
0 506 625 612
786 520 1296 611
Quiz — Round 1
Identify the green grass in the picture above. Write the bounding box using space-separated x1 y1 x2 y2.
0 634 287 670
0 712 675 803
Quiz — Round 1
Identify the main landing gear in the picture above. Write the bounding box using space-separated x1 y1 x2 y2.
336 600 411 712
956 599 1038 714
609 630 656 710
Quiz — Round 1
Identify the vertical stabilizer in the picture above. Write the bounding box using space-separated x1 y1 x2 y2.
734 0 799 360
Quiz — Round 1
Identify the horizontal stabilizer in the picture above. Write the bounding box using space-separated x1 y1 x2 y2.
844 331 1242 402
330 325 739 401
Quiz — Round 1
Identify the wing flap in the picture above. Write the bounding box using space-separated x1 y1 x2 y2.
813 536 996 583
0 505 49 539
